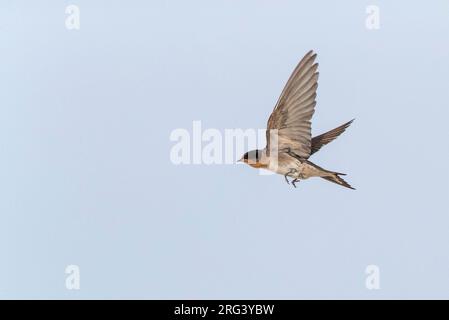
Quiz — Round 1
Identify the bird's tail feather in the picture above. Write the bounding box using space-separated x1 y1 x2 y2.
321 172 355 190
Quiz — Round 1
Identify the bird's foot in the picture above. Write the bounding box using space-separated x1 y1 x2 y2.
284 169 298 186
292 179 299 188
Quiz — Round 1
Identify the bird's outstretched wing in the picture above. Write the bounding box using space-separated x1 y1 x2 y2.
310 119 354 155
266 50 319 158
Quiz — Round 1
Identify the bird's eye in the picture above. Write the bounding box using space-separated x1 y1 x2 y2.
243 153 249 160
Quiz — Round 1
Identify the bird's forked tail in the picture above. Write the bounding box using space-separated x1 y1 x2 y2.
321 172 355 190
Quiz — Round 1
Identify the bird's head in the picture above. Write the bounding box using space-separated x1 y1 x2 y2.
238 149 266 168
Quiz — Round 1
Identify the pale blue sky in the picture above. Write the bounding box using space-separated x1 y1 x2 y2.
0 0 448 299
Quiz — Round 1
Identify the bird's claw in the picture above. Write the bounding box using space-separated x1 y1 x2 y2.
284 174 290 184
292 179 299 188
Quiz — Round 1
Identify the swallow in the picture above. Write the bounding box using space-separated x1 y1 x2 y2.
239 50 355 189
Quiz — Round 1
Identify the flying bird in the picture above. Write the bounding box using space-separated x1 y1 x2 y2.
239 51 355 189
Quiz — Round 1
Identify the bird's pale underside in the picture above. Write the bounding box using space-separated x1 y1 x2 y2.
239 50 355 189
